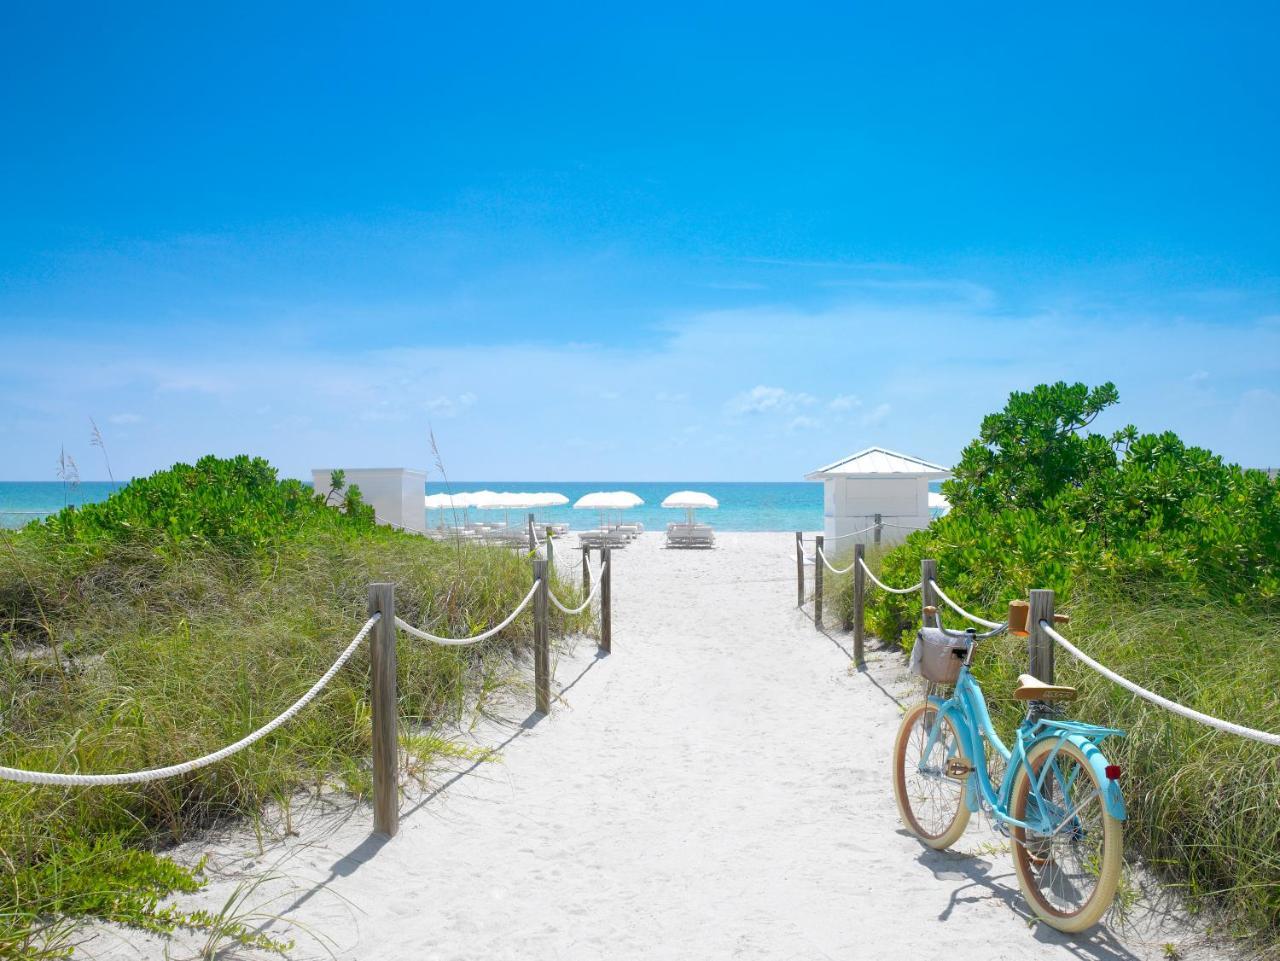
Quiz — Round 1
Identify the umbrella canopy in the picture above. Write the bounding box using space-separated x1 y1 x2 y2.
928 491 951 516
534 492 569 507
573 491 644 511
661 491 719 510
424 493 477 510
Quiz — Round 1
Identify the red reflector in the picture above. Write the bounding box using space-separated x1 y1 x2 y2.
1105 765 1122 780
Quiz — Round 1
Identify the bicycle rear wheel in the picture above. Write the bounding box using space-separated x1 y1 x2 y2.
892 702 970 849
1010 738 1123 932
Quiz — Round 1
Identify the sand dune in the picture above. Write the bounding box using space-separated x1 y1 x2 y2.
86 533 1224 960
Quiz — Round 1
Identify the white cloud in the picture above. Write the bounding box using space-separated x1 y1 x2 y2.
828 394 861 412
425 392 477 418
860 402 892 427
726 385 817 416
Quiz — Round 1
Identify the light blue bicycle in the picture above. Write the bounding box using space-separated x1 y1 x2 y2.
891 604 1127 932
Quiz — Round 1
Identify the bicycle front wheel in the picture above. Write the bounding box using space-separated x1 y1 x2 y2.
1010 738 1123 932
892 702 971 849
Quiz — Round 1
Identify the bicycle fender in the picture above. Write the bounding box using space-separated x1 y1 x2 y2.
1029 730 1127 821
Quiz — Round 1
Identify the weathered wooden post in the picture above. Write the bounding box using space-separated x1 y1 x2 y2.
533 559 550 714
795 532 805 608
874 513 883 547
600 546 612 654
814 534 824 627
545 526 554 570
852 542 866 665
581 545 591 597
1027 589 1056 685
920 558 938 626
367 583 399 837
527 513 536 552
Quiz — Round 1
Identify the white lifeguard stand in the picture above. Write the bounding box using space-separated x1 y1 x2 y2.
311 467 427 532
805 447 950 546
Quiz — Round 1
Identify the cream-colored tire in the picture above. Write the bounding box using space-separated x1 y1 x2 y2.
892 702 971 850
1010 738 1124 932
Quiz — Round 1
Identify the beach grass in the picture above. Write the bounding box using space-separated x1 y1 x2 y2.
821 546 1280 951
0 480 590 957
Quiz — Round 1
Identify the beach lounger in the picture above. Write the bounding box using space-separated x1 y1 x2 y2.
665 523 715 549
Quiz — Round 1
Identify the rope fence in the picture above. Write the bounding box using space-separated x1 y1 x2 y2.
1042 620 1280 746
0 545 619 838
793 539 1280 748
396 582 540 646
0 614 382 787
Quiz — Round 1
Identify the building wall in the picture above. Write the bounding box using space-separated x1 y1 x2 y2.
821 475 933 552
311 468 427 531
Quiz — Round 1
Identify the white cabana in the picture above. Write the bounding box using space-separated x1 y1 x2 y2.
661 490 719 525
805 446 950 546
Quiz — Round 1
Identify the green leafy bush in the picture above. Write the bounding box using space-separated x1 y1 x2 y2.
31 454 374 555
852 382 1280 944
0 456 590 957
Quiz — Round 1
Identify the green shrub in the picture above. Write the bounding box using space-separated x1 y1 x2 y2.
858 382 1280 945
0 457 590 957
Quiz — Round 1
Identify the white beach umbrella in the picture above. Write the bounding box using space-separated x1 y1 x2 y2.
573 490 644 528
661 490 719 526
928 491 951 516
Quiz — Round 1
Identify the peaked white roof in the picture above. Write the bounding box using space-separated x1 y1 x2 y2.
805 446 950 480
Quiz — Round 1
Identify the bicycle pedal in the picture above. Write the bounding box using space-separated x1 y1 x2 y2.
944 759 974 779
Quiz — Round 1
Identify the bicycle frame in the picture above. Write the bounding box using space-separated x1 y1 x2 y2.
920 662 1127 829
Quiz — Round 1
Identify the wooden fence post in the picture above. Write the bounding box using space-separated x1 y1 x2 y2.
814 534 824 627
582 545 591 597
795 532 805 608
874 513 883 547
1027 589 1055 685
920 558 937 626
533 559 550 714
367 583 399 837
545 526 554 570
527 513 536 551
600 546 612 654
852 542 866 665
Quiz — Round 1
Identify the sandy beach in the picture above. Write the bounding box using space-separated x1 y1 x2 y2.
84 532 1224 961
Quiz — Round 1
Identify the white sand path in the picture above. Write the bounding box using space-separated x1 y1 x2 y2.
87 532 1223 961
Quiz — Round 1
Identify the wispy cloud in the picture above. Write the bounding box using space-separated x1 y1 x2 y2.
828 394 861 412
425 392 477 418
726 385 817 416
3 283 1278 480
860 402 892 427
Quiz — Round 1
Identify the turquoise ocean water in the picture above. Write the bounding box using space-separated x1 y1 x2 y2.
0 480 943 532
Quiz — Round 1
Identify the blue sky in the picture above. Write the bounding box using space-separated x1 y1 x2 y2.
2 2 1278 480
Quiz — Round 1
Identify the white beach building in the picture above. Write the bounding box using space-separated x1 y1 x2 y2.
311 467 427 531
804 447 950 546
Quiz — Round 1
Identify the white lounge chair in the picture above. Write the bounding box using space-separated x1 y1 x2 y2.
665 522 715 549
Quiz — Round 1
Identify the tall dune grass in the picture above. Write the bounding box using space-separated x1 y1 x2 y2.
824 546 1280 951
0 478 590 957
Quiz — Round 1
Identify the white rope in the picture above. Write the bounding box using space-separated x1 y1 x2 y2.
825 524 879 542
929 580 1003 629
549 561 606 614
1041 621 1280 746
815 547 855 576
0 614 382 786
396 581 540 646
857 557 922 594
